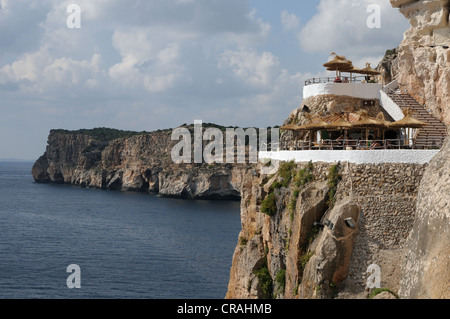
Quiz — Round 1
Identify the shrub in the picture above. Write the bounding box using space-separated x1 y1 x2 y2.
278 160 296 187
275 269 286 294
269 181 283 191
289 188 300 221
253 259 273 299
369 288 399 299
54 127 146 142
326 163 342 206
302 225 320 251
239 236 248 246
261 192 277 216
299 251 315 273
294 161 314 187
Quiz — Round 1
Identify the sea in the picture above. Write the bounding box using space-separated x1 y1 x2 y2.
0 161 242 299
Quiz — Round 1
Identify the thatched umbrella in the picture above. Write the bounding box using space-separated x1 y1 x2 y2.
374 112 393 141
297 119 329 147
360 62 381 83
360 63 381 75
325 117 354 146
388 115 427 129
388 110 427 146
325 118 353 130
324 55 353 77
344 65 365 82
352 110 387 144
297 120 329 131
280 123 303 131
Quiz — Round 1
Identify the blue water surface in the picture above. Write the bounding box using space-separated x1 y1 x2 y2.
0 162 241 299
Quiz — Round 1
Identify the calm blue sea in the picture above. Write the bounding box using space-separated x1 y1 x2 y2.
0 162 241 299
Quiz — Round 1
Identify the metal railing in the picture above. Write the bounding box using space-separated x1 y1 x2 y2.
280 138 444 151
304 76 376 86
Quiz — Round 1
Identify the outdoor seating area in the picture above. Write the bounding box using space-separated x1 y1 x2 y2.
282 52 446 152
280 109 435 151
281 138 417 151
304 53 381 86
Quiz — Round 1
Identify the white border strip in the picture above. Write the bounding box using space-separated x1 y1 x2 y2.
259 150 439 165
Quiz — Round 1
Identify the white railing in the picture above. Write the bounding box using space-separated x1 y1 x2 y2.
305 76 372 86
280 138 444 151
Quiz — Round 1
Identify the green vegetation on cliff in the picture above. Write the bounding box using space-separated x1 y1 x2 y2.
52 127 148 142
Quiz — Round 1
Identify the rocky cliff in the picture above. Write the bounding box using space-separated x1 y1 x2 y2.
226 0 450 299
399 137 450 299
226 160 430 299
391 0 450 125
32 128 250 200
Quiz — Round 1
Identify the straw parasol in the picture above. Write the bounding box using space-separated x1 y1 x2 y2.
374 112 393 141
324 115 354 142
324 53 353 77
297 120 329 131
387 109 427 146
344 65 366 82
352 110 387 143
360 62 381 76
387 113 427 129
294 117 329 146
325 117 353 130
280 123 303 131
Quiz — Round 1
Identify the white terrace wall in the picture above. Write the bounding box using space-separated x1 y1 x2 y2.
303 83 382 100
259 150 439 165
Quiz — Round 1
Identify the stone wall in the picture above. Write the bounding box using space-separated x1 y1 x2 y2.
281 94 390 146
226 160 429 299
335 162 427 297
285 94 385 127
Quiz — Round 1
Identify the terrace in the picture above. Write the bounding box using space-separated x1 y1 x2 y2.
258 53 446 165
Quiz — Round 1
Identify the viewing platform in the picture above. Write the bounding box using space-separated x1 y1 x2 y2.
303 76 382 100
261 53 448 165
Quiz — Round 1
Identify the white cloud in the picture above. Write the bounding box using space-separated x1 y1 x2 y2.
298 0 408 64
0 1 409 160
281 11 300 32
218 50 280 89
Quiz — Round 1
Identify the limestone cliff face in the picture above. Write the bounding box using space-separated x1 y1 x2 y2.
32 129 249 199
399 138 450 299
226 1 450 299
226 161 427 299
389 0 450 299
391 0 450 125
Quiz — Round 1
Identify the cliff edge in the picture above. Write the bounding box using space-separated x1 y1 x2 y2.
32 127 249 200
226 0 450 299
391 0 450 125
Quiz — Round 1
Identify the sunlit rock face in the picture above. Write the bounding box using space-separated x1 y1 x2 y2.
391 0 450 126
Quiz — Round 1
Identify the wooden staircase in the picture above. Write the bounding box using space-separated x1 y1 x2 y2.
386 88 448 149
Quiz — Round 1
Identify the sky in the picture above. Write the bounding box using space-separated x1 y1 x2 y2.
0 0 410 160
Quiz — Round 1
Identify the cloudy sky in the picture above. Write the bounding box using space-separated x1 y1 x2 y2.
0 0 409 160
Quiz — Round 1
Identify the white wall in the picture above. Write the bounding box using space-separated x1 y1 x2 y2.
259 150 439 165
379 90 405 121
303 83 382 100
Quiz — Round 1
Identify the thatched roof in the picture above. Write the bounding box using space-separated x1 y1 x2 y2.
388 115 427 128
280 124 303 131
359 62 381 75
323 57 353 71
297 120 329 131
